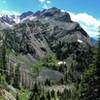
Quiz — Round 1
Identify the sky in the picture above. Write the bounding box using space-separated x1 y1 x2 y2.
0 0 100 38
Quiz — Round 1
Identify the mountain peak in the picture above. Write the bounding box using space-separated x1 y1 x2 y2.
45 7 61 13
20 11 34 19
34 7 71 22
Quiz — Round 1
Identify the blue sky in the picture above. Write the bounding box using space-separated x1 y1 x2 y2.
0 0 100 38
0 0 100 18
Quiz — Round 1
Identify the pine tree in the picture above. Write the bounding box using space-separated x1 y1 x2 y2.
16 93 20 100
40 95 46 100
45 78 51 86
13 64 20 89
46 91 51 100
79 27 100 99
29 82 41 100
51 90 55 98
93 27 100 98
0 30 7 75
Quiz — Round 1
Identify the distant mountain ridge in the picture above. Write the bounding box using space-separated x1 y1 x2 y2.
0 7 72 26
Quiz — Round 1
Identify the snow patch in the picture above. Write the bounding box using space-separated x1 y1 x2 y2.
22 16 37 22
77 39 83 43
58 61 66 65
13 16 20 24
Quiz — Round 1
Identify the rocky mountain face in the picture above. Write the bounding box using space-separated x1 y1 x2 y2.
0 7 92 44
0 7 92 60
0 7 93 88
0 7 96 46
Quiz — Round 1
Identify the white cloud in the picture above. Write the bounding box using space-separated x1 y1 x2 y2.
43 4 48 9
61 9 65 12
2 0 6 3
0 0 6 4
46 0 51 4
39 0 45 3
69 11 100 38
38 0 51 9
0 10 20 16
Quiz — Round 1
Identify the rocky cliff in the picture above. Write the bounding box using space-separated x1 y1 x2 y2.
0 7 93 88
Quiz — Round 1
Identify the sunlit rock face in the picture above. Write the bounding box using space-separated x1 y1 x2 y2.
37 68 64 82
